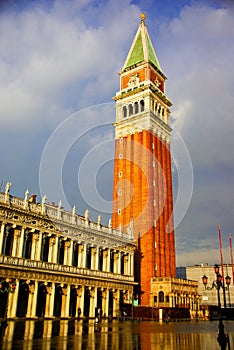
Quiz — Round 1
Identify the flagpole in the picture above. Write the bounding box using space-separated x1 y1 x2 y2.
229 233 234 286
218 225 226 308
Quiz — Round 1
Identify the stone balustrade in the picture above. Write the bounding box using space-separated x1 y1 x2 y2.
0 192 134 241
0 255 134 282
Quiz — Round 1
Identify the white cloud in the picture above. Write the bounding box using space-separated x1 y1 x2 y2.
0 0 139 129
161 5 234 164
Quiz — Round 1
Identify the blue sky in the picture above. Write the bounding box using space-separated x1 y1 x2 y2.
0 0 234 267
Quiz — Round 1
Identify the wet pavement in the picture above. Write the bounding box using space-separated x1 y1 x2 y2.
0 318 234 349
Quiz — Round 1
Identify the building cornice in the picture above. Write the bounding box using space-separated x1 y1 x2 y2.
114 81 172 107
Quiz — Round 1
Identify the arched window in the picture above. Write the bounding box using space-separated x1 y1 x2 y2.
41 234 49 262
16 282 29 317
129 104 133 116
54 284 63 317
98 249 103 271
36 283 47 317
72 242 79 267
159 291 164 303
22 230 32 259
123 106 127 118
86 246 91 269
155 102 158 114
140 100 144 112
134 102 139 114
3 227 14 256
57 237 65 264
110 250 114 273
121 252 125 274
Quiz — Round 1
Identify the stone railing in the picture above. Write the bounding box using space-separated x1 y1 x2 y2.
0 192 134 242
0 255 134 282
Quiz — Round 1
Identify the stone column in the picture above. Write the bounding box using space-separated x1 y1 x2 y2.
65 284 71 317
11 226 18 257
17 227 25 258
124 254 129 275
116 251 121 274
35 231 42 261
67 240 73 266
113 290 120 317
30 232 38 260
103 250 108 272
102 289 108 317
81 244 87 268
76 285 85 317
103 249 110 272
113 252 118 274
47 236 53 262
31 281 38 318
45 283 55 318
129 252 134 276
78 245 83 268
0 222 5 254
91 247 98 270
95 246 100 270
63 241 70 265
8 279 20 318
89 286 97 318
26 282 35 318
170 295 174 308
61 285 70 317
63 241 73 266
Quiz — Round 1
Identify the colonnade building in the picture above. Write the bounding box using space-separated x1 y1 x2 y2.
0 185 136 319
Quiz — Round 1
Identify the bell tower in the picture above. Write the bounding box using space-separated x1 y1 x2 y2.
112 14 176 305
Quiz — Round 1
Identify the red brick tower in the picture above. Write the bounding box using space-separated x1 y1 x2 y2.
112 14 176 305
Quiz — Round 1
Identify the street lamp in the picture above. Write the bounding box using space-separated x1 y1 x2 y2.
202 264 231 310
202 265 231 350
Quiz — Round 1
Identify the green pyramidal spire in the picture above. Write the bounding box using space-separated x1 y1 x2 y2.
122 13 162 73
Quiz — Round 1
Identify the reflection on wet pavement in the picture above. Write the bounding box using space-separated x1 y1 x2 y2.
0 319 233 349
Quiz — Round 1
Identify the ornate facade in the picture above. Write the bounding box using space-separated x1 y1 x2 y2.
150 277 201 320
0 185 136 320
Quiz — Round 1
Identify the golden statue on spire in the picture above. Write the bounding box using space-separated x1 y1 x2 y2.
140 13 146 22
